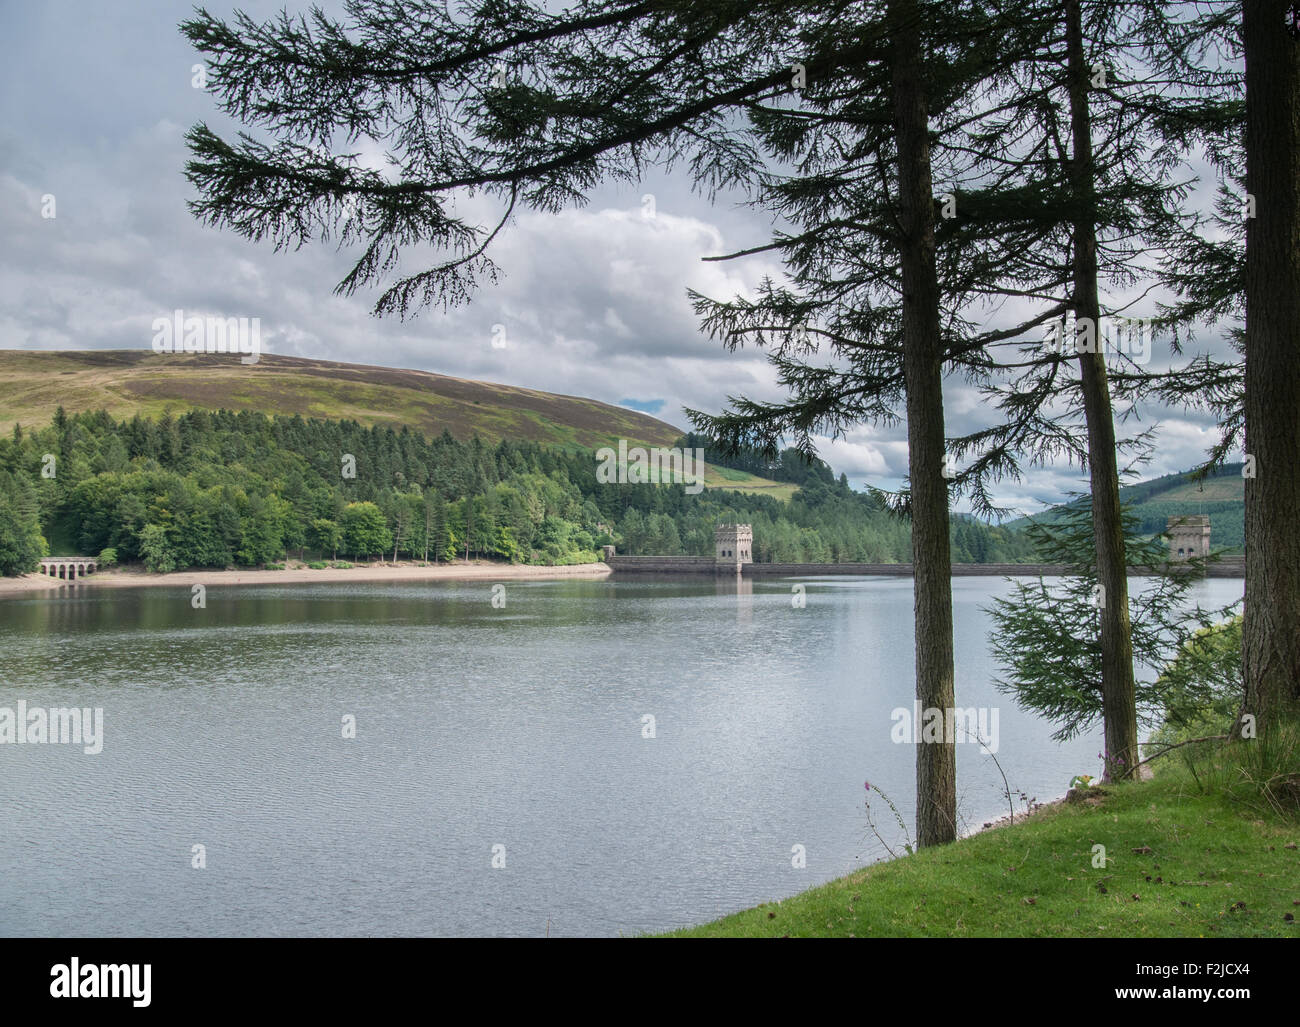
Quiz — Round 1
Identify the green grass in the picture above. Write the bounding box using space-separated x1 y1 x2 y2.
1159 478 1242 503
715 480 801 501
665 755 1300 938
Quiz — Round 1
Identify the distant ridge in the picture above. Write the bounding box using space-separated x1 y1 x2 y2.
0 349 683 447
1007 463 1245 553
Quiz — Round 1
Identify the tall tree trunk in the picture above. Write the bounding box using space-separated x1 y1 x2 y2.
1239 0 1300 735
890 0 956 847
1066 0 1140 779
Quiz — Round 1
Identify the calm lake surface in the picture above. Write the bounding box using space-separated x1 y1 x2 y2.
0 574 1243 937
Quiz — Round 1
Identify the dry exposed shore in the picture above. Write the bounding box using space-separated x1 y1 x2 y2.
0 560 612 596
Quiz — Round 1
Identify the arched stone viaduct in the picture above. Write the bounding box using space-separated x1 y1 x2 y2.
36 557 99 581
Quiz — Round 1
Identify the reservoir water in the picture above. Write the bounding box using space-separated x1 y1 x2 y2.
0 574 1243 936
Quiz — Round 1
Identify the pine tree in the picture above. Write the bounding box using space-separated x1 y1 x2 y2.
1238 0 1300 732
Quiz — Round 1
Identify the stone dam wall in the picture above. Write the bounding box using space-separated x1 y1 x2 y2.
605 555 1246 578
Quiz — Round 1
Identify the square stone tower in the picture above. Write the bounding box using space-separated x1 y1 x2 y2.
715 524 753 569
1167 515 1210 561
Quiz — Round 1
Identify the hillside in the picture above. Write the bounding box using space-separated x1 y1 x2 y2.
1009 464 1245 553
0 349 796 498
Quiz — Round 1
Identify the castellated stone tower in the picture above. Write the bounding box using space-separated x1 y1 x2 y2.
715 524 753 570
1167 514 1210 561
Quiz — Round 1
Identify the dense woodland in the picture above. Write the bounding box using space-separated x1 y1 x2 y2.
0 408 1037 576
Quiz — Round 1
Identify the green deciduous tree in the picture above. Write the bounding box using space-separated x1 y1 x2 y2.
137 523 177 574
341 501 392 561
310 517 342 561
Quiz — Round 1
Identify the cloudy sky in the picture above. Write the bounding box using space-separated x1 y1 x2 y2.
0 0 1240 517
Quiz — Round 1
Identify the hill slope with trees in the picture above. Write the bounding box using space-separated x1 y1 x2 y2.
0 407 1036 575
1008 465 1246 553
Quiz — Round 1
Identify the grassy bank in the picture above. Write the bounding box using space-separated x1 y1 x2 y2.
666 752 1300 938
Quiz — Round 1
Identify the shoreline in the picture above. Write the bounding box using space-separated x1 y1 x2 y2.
1 556 1247 597
0 560 613 596
611 557 1246 578
963 795 1060 840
